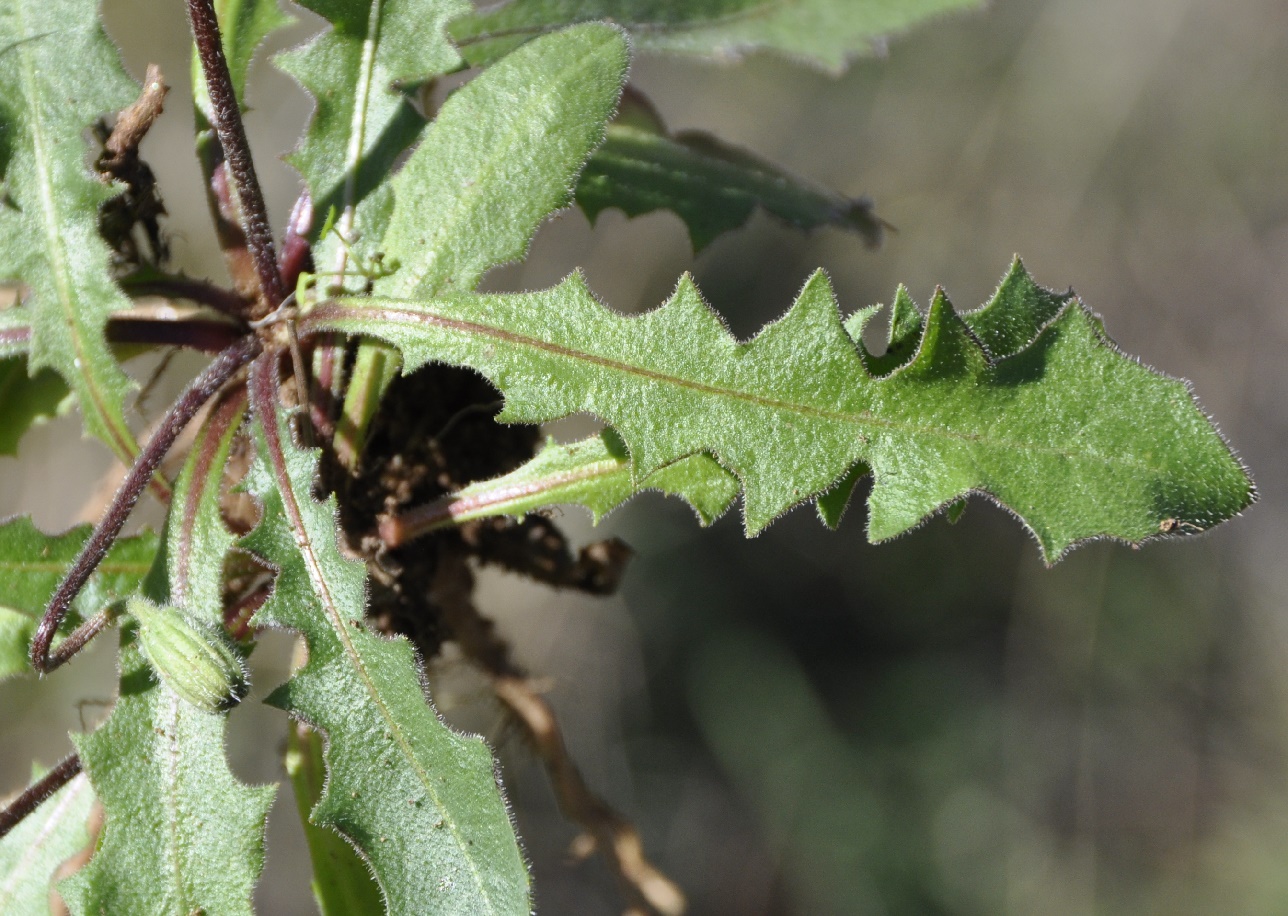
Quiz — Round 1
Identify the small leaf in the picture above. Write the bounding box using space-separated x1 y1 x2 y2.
0 769 94 915
0 518 156 681
275 0 466 280
62 399 273 915
0 0 144 464
452 0 982 72
306 261 1254 562
577 90 885 252
391 430 739 538
243 359 530 914
376 22 630 297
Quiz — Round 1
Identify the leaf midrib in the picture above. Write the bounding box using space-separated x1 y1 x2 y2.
448 457 623 522
256 398 500 912
12 12 137 465
314 303 1163 474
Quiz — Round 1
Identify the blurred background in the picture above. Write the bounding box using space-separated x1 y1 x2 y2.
3 0 1288 913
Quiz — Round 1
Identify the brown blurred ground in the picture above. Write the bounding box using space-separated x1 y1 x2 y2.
3 0 1288 913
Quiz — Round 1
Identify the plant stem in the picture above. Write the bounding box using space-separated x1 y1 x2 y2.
0 754 82 841
119 270 250 317
29 335 262 674
186 0 284 315
108 315 244 353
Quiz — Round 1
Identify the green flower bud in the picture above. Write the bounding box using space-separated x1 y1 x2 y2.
127 598 249 712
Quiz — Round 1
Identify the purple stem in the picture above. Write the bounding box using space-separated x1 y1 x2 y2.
120 272 250 317
186 0 284 314
0 754 82 841
29 335 262 674
108 316 244 353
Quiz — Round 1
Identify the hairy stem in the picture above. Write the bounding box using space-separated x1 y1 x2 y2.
108 315 244 353
0 754 82 841
119 270 250 317
186 0 284 315
29 335 262 674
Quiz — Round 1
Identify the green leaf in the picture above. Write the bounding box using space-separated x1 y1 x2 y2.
243 365 530 914
306 261 1255 562
337 21 628 464
0 359 72 457
376 22 630 297
167 391 247 619
824 257 1074 525
0 0 143 464
61 399 273 916
0 769 94 915
577 90 885 252
194 0 294 121
0 518 157 681
451 0 982 72
275 0 467 280
62 639 273 916
285 723 386 916
396 429 738 535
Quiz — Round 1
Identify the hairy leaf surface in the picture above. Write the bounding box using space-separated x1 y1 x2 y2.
824 258 1077 523
336 22 627 463
62 401 273 916
243 361 530 915
63 641 272 916
306 262 1254 561
0 519 156 680
276 0 466 280
578 90 884 251
0 0 142 463
0 769 94 914
376 22 629 297
403 430 738 533
452 0 981 71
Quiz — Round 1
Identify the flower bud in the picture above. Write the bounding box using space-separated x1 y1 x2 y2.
127 598 249 712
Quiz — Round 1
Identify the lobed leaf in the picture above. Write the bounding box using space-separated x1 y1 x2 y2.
0 769 94 915
0 0 143 464
275 0 466 280
577 90 885 251
822 258 1078 523
63 640 273 916
451 0 982 72
0 519 156 681
61 397 273 916
243 359 530 915
305 261 1254 562
395 429 738 536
